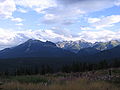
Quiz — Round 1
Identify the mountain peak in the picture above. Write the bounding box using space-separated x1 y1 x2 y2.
56 39 93 53
45 41 57 47
22 39 57 49
0 39 74 58
78 39 87 42
26 39 42 43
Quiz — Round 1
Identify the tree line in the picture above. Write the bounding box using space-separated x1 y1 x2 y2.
0 59 120 76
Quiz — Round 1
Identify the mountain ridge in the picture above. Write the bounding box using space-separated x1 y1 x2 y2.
0 39 120 62
56 40 120 53
0 39 75 59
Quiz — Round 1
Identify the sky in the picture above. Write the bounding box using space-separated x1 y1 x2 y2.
0 0 120 50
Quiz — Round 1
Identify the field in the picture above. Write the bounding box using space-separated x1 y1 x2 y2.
0 68 120 90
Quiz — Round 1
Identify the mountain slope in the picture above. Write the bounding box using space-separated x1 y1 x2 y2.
77 47 100 57
0 39 75 58
83 45 120 62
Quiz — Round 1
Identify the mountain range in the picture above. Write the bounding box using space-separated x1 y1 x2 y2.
0 39 75 59
56 40 120 53
0 39 120 62
56 40 93 53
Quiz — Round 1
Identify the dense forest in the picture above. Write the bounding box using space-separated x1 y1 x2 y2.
0 58 119 76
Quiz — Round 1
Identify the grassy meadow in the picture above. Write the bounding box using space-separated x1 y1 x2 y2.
0 68 120 90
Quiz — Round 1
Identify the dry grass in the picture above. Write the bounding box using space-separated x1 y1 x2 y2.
1 78 119 90
0 69 120 90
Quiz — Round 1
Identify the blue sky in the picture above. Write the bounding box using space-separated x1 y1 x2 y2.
0 0 120 49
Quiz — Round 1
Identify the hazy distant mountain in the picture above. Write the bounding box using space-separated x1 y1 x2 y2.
0 39 75 59
56 40 120 53
88 45 120 61
76 40 120 61
56 40 93 53
93 40 120 51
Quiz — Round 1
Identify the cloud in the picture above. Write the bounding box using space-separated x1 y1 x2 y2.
0 27 120 50
51 27 72 37
15 0 57 13
41 0 117 25
42 14 75 25
56 0 114 12
0 0 57 19
0 0 118 25
115 0 120 6
77 30 120 42
88 18 101 23
42 14 59 24
0 28 72 50
14 0 118 25
0 0 16 18
0 28 18 50
55 0 116 15
80 27 93 30
42 4 85 25
0 0 120 50
14 0 118 15
62 19 75 25
15 23 23 26
88 15 120 29
17 8 28 13
11 17 23 22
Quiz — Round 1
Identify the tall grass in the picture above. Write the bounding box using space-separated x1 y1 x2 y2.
1 78 119 90
0 68 120 90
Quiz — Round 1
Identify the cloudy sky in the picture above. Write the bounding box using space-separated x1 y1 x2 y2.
0 0 120 50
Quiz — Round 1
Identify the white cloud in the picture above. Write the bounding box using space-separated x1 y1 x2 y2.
80 27 93 30
11 17 23 22
41 0 118 25
88 15 120 29
42 14 59 24
0 0 118 25
77 30 120 42
15 0 57 13
114 0 120 6
0 0 16 18
17 8 28 13
0 28 18 50
88 18 101 23
51 27 72 37
13 0 118 25
14 0 118 15
15 23 23 26
0 28 72 50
